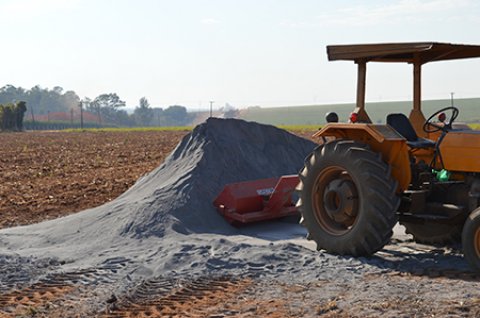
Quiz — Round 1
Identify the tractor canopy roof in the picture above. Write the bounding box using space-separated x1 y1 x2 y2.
327 42 480 64
325 42 480 133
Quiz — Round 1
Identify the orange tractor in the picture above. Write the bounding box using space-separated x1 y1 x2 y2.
297 42 480 270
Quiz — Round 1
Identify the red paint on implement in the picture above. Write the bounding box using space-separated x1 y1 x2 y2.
213 175 299 224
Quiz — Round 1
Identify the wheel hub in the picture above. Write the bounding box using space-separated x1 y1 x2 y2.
323 178 358 224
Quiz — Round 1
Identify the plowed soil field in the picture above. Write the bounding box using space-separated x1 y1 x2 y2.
0 130 188 229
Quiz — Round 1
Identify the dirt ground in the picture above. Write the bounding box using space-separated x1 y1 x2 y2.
0 130 188 229
2 129 480 317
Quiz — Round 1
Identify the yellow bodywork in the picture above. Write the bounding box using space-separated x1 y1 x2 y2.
313 123 411 192
314 122 480 192
439 130 480 172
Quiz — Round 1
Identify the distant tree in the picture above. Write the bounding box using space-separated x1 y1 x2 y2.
151 107 164 126
115 109 135 127
52 86 63 95
133 97 153 126
163 105 190 126
14 101 27 131
140 97 149 108
26 85 43 118
62 90 81 112
2 104 15 130
90 93 126 125
7 104 16 130
0 85 23 104
91 93 126 111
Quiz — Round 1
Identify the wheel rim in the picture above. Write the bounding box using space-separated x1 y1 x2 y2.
474 228 480 257
312 166 359 236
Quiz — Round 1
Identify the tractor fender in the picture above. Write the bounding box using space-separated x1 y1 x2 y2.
313 123 411 192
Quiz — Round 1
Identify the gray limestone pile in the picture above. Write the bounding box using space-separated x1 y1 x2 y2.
0 118 316 264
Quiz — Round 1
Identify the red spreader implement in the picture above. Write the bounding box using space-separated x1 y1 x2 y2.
213 175 299 224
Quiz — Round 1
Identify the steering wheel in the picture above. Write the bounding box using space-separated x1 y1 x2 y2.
423 106 459 133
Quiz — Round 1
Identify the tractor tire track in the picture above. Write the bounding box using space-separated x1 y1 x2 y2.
0 258 130 317
101 276 253 318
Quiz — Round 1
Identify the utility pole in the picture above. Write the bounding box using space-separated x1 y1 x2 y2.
97 106 102 127
30 105 35 128
79 101 84 129
450 92 455 106
209 101 214 118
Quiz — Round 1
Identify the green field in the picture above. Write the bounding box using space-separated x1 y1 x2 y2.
239 98 480 126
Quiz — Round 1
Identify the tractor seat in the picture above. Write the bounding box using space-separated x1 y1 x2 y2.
386 113 436 149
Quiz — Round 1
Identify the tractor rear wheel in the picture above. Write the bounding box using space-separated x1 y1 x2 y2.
462 208 480 271
297 140 400 256
401 222 462 245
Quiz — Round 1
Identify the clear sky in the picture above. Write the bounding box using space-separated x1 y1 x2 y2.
1 0 479 110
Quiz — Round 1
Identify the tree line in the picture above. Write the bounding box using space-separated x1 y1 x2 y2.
0 85 79 118
0 85 194 127
0 101 27 131
131 97 194 127
83 94 194 127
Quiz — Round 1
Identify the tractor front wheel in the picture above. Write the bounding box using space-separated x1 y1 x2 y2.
297 140 400 256
462 208 480 271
